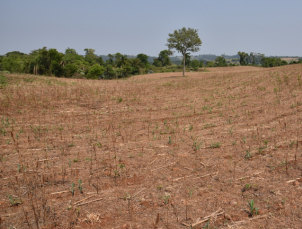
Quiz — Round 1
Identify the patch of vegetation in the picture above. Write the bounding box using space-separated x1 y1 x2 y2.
0 75 8 88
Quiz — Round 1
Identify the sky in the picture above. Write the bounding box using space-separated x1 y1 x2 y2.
0 0 301 57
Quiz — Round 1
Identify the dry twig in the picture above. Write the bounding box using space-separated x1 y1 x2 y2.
74 198 103 207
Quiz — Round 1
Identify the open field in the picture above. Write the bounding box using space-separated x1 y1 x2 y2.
281 58 300 63
0 65 302 228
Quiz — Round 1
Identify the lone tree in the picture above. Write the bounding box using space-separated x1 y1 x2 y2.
167 27 202 76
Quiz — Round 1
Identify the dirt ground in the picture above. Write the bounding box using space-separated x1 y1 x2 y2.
0 65 302 228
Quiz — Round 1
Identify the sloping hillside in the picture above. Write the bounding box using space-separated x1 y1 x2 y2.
0 64 302 228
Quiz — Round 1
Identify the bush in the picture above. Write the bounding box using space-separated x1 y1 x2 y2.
103 64 116 79
0 71 10 74
64 63 78 78
51 61 64 77
262 57 288 67
86 64 105 79
206 61 215 67
190 59 200 71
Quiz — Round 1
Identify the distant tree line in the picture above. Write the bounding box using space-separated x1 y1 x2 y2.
1 47 301 79
152 50 204 70
201 52 301 68
237 52 264 66
204 55 233 67
0 47 205 78
237 51 302 67
0 47 155 79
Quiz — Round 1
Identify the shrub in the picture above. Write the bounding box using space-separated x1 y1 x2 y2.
86 64 105 79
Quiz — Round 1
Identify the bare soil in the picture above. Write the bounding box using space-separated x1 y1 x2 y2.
0 65 302 228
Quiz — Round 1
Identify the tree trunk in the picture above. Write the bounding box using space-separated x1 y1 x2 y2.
183 54 185 76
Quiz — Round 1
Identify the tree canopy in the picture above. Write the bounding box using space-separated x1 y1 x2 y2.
153 50 173 67
238 51 249 66
137 53 149 67
167 27 202 76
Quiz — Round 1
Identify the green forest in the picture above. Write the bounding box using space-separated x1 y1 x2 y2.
0 47 301 79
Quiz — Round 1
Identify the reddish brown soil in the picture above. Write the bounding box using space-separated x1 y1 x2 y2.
0 65 302 228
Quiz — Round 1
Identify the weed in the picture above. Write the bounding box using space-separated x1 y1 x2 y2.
282 197 287 205
289 140 297 148
78 180 83 193
248 199 259 216
118 164 125 170
245 184 251 190
114 170 120 177
188 187 195 197
123 193 132 200
263 140 269 147
95 141 102 147
283 75 289 85
194 140 203 151
228 126 234 135
161 194 170 205
17 164 21 173
203 221 210 229
244 150 252 159
68 143 74 147
0 155 6 162
210 142 221 149
257 146 266 155
0 128 7 136
257 86 266 91
7 194 22 206
202 105 213 114
23 77 35 83
71 183 75 195
203 123 215 129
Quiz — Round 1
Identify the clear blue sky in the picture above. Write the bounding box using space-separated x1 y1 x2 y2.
0 0 301 57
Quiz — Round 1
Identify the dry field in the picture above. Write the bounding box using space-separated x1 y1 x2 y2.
0 65 302 228
281 58 300 63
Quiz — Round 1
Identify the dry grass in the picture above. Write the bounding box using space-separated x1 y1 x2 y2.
281 58 300 63
0 65 302 228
